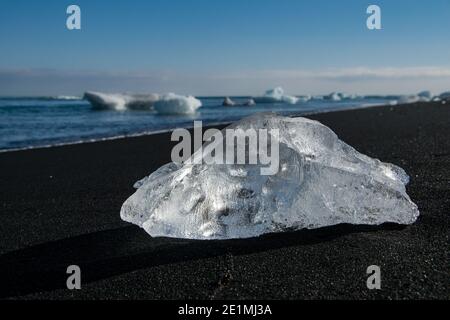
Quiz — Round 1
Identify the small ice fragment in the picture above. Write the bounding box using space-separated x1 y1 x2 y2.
253 87 299 104
153 93 202 115
398 95 420 104
83 91 159 111
243 98 256 106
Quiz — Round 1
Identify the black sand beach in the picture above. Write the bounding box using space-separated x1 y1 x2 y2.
0 102 448 299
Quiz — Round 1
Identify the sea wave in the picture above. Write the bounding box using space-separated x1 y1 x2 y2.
0 102 391 153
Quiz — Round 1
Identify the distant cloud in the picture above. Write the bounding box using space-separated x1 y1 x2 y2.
213 67 450 80
1 66 450 96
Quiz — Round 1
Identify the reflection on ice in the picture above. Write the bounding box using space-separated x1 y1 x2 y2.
121 113 419 240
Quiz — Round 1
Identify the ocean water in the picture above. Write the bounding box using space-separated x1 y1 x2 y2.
0 95 394 151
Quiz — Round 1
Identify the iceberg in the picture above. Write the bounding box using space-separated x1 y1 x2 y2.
388 100 398 106
84 91 159 111
222 97 255 107
243 98 256 106
121 113 419 240
253 87 299 104
56 95 82 100
418 91 432 100
153 93 202 115
222 97 236 106
324 92 342 101
323 92 357 101
281 95 300 105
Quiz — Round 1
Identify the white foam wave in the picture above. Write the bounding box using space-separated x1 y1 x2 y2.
418 91 432 100
397 95 420 104
222 97 236 106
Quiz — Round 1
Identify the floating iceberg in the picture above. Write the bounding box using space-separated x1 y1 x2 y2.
280 95 300 105
56 95 82 100
222 97 236 106
418 91 432 100
243 98 256 106
121 113 419 240
253 87 299 104
153 93 202 115
323 92 357 101
84 91 159 111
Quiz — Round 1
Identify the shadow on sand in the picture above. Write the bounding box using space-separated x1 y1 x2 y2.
0 222 404 298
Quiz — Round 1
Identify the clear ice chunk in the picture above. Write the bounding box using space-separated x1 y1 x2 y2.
120 113 419 240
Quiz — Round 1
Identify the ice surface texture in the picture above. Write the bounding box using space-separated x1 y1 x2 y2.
121 113 419 240
84 91 159 111
153 93 202 115
84 91 201 114
253 87 299 104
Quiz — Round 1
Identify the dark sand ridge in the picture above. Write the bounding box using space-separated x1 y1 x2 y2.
0 102 448 299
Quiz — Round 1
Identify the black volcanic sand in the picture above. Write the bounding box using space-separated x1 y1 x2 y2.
0 102 448 300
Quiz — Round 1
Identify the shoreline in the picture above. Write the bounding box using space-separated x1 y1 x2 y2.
0 101 400 154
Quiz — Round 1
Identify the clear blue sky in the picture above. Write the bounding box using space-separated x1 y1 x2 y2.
0 0 449 95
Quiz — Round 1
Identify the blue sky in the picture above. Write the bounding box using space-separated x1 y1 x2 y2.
0 0 449 95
